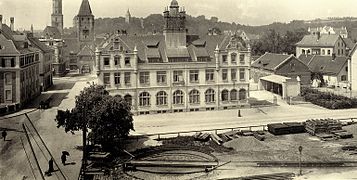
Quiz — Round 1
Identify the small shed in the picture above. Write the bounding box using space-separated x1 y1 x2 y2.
258 74 301 99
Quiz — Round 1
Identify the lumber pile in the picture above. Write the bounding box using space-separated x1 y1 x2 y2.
305 119 342 135
210 133 223 145
194 133 210 142
252 131 265 141
268 122 305 135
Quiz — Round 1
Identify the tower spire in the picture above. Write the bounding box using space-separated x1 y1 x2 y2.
51 0 63 35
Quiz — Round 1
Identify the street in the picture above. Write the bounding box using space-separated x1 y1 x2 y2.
1 74 357 179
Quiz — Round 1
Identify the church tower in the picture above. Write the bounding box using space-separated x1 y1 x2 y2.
163 0 186 48
74 0 95 49
51 0 64 35
125 9 131 24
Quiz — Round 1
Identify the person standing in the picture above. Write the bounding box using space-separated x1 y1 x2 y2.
61 153 67 166
2 130 7 141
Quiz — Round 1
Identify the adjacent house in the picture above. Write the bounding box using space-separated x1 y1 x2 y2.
308 26 348 38
296 34 348 57
299 54 348 88
0 16 41 110
28 35 54 91
251 53 311 86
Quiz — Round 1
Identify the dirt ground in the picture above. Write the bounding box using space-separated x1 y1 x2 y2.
125 124 357 180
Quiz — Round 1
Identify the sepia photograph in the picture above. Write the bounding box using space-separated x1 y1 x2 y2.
1 0 357 179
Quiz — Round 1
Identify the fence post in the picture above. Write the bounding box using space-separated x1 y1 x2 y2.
158 134 160 140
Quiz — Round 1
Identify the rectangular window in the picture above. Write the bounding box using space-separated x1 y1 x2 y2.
5 59 11 67
114 72 120 85
222 55 227 64
222 69 228 81
5 73 12 85
5 90 12 101
104 57 110 66
189 70 199 83
139 72 150 85
205 69 215 82
231 53 237 64
239 54 245 64
124 72 131 85
125 57 131 66
103 73 110 85
239 68 245 81
157 71 167 84
173 71 183 82
114 56 120 66
231 69 237 81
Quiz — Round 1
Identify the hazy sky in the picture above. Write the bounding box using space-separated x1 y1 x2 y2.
0 0 357 30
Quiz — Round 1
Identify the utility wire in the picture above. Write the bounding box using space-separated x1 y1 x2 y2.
25 123 61 180
23 124 45 180
25 113 68 180
20 137 37 180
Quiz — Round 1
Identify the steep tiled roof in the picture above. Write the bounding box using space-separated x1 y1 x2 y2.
303 55 347 76
296 34 340 47
343 38 355 50
77 0 93 16
252 53 293 71
0 24 16 41
43 26 62 39
63 38 80 54
28 37 53 53
298 54 315 65
98 33 244 63
78 45 94 56
0 34 19 55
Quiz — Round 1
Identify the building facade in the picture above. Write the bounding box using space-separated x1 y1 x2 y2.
296 34 348 58
28 35 54 91
96 0 251 115
308 26 348 38
0 17 41 109
40 27 66 76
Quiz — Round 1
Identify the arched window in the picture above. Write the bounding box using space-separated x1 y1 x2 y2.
230 89 237 101
173 90 184 105
239 89 247 100
139 92 150 107
189 89 200 104
231 53 237 64
156 91 168 106
124 94 132 106
205 89 215 103
221 89 229 102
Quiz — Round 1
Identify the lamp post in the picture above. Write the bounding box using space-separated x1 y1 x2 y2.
233 80 241 117
298 145 303 176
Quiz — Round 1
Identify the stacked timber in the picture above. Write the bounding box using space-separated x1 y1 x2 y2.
267 123 290 135
252 131 265 141
268 122 305 135
210 133 223 145
305 119 342 135
194 133 210 142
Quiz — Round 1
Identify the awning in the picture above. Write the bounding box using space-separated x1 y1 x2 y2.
260 74 291 84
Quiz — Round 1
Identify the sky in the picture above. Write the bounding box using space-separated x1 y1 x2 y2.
0 0 357 30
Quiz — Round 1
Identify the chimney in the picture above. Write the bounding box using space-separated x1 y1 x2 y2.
10 17 14 31
0 15 2 30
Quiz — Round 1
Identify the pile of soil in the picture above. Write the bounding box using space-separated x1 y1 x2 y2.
223 137 270 151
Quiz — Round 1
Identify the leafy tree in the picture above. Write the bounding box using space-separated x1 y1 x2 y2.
55 84 134 152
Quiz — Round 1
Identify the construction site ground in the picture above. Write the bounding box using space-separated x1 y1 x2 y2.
125 124 357 180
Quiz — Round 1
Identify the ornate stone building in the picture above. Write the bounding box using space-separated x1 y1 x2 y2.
96 0 251 115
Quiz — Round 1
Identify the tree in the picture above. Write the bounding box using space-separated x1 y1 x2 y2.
55 84 134 152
